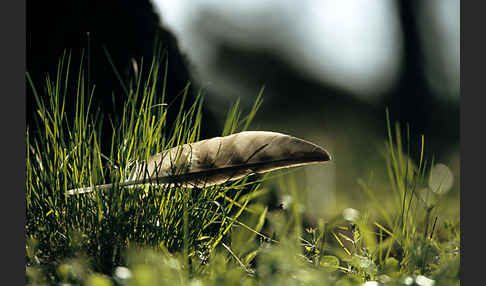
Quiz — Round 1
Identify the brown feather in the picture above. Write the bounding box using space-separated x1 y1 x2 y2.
67 131 331 195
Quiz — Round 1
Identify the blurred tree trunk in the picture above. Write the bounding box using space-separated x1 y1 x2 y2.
381 0 459 158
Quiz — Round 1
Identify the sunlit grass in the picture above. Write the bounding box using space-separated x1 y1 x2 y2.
26 50 459 285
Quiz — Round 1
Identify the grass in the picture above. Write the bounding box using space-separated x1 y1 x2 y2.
26 50 460 285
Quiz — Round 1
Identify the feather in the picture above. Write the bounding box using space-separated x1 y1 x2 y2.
67 131 331 195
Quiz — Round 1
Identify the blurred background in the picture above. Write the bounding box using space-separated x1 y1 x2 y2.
27 0 460 219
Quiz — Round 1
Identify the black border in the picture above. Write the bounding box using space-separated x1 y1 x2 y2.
2 0 26 284
461 0 482 284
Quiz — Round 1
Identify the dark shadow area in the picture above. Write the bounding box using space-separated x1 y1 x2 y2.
26 0 220 153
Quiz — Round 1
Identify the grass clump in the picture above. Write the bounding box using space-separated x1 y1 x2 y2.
26 50 265 278
26 50 459 285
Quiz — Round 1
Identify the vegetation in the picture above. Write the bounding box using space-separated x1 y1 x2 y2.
26 51 460 285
